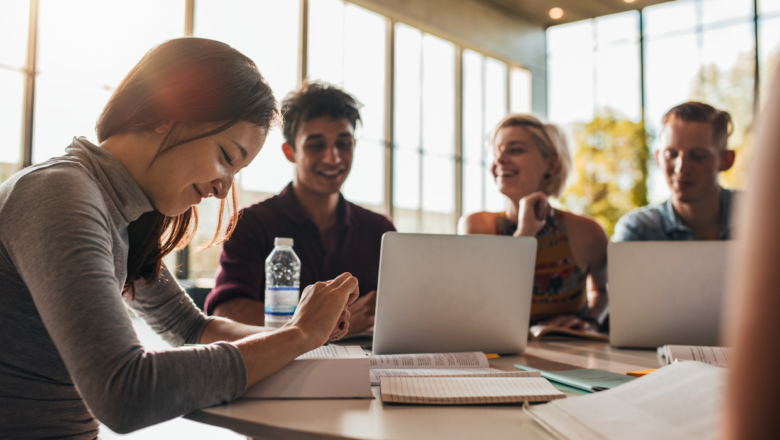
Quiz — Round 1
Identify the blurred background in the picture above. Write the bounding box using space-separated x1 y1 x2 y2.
1 0 778 437
2 0 778 288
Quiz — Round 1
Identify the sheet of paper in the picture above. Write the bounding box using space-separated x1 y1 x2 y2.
296 345 366 359
370 368 538 386
527 361 726 440
381 376 565 404
666 345 733 368
369 352 489 369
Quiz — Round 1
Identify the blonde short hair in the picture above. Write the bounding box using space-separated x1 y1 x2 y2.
490 114 571 197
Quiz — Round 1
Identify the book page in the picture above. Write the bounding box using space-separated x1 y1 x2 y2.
369 352 489 369
370 368 539 386
381 376 565 404
527 361 726 440
666 345 733 368
297 345 366 359
529 325 610 342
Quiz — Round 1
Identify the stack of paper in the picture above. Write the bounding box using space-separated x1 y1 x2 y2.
658 345 732 367
526 362 726 440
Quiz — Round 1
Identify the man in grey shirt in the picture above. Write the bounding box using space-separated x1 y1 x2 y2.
613 102 738 242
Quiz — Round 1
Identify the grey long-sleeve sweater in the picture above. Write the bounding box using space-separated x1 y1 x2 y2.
0 138 247 438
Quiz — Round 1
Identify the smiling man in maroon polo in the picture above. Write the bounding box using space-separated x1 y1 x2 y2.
204 82 395 336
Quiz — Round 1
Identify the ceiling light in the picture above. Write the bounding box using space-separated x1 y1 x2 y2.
549 7 564 19
624 0 637 3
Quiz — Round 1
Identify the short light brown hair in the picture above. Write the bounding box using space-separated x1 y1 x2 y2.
662 101 733 150
490 114 571 197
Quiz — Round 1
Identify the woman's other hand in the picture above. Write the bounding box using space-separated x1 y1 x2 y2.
515 191 551 237
287 273 359 348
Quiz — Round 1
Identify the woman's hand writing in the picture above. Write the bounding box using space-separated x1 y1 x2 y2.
287 272 359 349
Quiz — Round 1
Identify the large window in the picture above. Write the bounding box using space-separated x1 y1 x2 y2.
33 0 184 164
1 0 532 280
308 0 386 212
760 0 780 104
0 0 28 183
644 0 755 200
548 0 766 208
193 0 300 279
462 50 512 216
393 25 457 233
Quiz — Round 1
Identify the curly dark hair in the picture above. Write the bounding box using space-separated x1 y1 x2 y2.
280 81 362 149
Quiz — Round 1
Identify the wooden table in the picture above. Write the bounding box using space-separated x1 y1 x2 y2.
186 339 660 440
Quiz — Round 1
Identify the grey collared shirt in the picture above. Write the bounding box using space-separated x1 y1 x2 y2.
612 187 736 242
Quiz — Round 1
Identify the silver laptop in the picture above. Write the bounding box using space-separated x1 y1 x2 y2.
609 241 733 348
372 232 537 355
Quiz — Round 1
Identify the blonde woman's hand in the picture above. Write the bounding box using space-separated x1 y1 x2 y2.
515 192 551 237
537 314 597 332
287 273 359 350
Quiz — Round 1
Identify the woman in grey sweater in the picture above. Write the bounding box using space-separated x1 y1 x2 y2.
0 38 357 438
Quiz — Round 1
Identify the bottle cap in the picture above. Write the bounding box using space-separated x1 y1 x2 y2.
274 237 294 247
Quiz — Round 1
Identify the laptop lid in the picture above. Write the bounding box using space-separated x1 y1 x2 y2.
372 232 537 355
608 241 732 348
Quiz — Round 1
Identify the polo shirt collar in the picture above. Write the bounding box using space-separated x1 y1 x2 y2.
662 186 731 239
662 199 692 235
278 182 355 228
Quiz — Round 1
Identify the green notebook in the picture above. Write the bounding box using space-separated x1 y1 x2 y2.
514 364 635 393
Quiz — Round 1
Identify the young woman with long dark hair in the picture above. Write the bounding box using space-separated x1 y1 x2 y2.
0 38 357 438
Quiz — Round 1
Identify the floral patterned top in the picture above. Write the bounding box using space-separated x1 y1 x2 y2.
496 209 587 321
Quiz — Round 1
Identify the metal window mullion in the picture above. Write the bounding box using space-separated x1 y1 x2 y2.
639 10 646 124
753 0 760 114
21 0 39 168
505 62 511 115
592 20 598 116
177 0 196 280
184 0 194 36
454 46 463 230
384 19 395 218
480 56 487 212
298 0 309 88
418 33 424 231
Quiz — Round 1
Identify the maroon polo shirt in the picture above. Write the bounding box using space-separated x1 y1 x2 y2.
204 182 396 315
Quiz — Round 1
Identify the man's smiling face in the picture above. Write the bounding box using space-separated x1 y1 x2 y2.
287 116 355 196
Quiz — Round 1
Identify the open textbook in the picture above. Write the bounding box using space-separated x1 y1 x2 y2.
658 345 733 367
243 345 372 399
526 362 726 440
369 351 519 386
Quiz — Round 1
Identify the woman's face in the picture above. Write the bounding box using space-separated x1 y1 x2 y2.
141 120 266 216
491 125 552 201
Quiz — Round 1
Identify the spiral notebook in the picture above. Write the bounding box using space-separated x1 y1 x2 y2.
380 373 566 404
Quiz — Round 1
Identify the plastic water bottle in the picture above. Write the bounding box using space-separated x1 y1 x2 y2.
264 237 301 328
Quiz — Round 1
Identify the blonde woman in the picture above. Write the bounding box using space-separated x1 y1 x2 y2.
459 114 608 330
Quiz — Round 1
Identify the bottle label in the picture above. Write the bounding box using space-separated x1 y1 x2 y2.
264 286 299 316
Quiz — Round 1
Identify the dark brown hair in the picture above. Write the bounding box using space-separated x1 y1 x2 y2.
280 81 361 149
96 37 278 296
662 101 733 150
